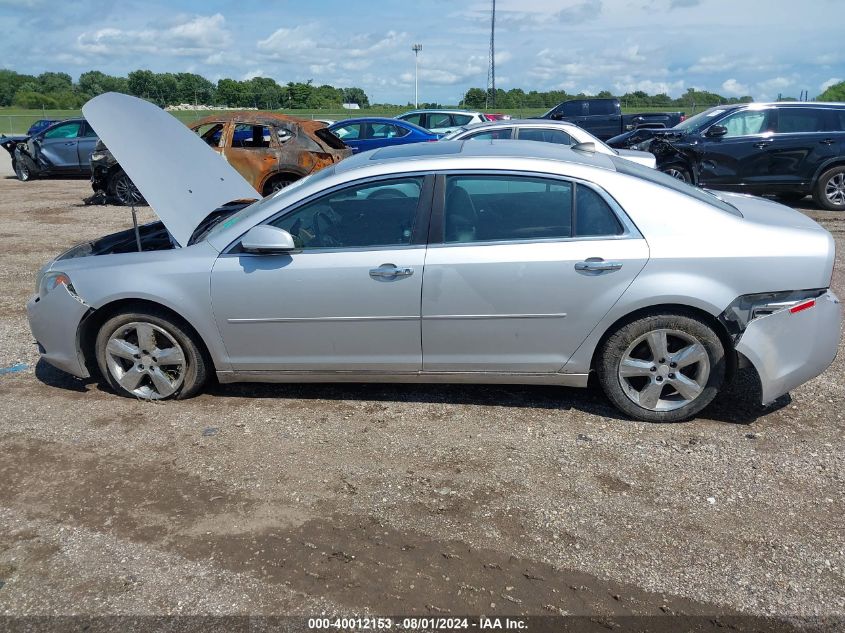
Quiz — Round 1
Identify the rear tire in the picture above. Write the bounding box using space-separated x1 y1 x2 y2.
813 166 845 211
597 312 725 422
95 309 207 400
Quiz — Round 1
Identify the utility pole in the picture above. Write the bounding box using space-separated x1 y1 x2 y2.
412 43 423 107
486 0 496 109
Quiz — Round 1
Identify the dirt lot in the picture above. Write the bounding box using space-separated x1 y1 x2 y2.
0 153 843 631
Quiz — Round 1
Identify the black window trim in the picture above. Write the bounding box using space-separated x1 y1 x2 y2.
427 170 641 248
222 172 436 256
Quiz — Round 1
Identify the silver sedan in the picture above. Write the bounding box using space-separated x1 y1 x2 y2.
27 93 841 422
442 119 657 168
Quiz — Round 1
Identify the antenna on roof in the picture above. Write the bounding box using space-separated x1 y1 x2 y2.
485 0 496 110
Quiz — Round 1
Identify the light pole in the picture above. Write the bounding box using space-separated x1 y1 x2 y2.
412 43 422 107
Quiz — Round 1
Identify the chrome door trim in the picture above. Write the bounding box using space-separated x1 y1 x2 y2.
226 315 419 324
422 313 567 320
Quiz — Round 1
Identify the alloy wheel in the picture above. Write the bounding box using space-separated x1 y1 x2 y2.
114 173 144 206
825 173 845 207
663 167 689 183
617 328 710 412
14 161 30 182
104 321 186 399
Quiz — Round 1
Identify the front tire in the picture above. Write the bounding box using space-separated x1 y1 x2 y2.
597 312 725 422
661 164 692 184
14 155 37 181
813 166 845 211
95 310 207 400
109 169 145 206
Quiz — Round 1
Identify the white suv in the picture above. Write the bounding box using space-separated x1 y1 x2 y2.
396 110 487 135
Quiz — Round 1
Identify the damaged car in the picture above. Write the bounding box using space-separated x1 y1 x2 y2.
91 112 351 203
3 118 99 182
28 92 841 423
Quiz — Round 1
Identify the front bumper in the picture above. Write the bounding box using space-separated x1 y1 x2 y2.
26 285 91 379
736 290 842 404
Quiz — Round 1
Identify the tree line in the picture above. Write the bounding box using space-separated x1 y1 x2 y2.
0 69 371 110
462 87 757 110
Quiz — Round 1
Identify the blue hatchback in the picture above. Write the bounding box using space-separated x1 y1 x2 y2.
328 117 440 153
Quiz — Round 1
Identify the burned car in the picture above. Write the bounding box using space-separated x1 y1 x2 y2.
91 112 351 203
3 118 99 181
190 112 351 195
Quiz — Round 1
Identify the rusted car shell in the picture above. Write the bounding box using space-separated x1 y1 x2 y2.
190 112 351 195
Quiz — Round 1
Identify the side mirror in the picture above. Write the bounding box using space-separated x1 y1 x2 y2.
241 225 296 253
705 125 727 138
572 141 596 153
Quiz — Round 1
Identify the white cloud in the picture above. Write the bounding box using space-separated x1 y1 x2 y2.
76 13 230 58
721 78 748 96
756 76 792 92
241 69 264 81
820 77 842 92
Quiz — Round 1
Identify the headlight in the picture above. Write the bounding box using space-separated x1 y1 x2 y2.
37 271 75 298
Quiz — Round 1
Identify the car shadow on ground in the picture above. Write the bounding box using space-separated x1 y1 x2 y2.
201 367 788 426
34 360 788 427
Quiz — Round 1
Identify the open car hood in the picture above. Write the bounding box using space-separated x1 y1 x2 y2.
82 92 258 247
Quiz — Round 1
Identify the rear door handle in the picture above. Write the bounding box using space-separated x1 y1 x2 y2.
753 141 771 149
575 258 623 273
820 139 836 146
369 264 414 279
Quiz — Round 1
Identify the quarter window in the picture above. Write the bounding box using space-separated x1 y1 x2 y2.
452 114 474 126
269 177 424 249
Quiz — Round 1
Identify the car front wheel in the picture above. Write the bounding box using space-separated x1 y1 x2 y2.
95 310 207 400
14 155 37 181
814 166 845 211
661 165 692 184
110 170 145 206
597 312 725 422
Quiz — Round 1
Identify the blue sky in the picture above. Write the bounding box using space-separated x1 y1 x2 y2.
0 0 842 105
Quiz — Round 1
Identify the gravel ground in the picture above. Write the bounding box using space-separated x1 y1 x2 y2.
0 152 843 629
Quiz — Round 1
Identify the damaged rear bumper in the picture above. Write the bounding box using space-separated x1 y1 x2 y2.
736 290 842 404
26 285 91 379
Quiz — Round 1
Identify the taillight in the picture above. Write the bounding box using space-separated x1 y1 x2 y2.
789 299 815 314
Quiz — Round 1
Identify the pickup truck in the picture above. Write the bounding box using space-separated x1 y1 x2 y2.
538 97 685 140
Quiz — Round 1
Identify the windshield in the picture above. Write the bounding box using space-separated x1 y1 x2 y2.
610 156 741 217
205 166 337 241
672 106 733 133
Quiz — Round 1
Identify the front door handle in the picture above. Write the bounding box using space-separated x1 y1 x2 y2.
753 141 771 149
820 139 836 146
369 264 414 279
575 258 623 273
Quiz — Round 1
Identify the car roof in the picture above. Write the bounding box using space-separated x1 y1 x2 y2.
333 139 616 174
457 119 581 130
329 117 434 134
398 109 483 116
190 111 329 134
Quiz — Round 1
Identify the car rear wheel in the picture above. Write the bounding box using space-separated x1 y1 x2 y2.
597 312 725 422
661 165 692 184
263 174 298 196
814 166 845 211
110 170 145 206
14 155 37 181
95 310 207 400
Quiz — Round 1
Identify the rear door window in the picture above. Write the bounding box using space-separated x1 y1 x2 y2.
332 123 362 140
775 108 828 133
429 113 452 129
231 124 271 148
518 127 572 144
588 100 616 116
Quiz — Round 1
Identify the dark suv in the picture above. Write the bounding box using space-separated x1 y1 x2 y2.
608 102 845 210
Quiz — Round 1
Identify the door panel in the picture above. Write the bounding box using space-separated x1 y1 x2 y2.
211 248 425 371
697 108 775 189
421 239 649 372
223 123 281 191
39 120 83 170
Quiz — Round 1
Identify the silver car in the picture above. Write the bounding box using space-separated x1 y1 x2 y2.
27 93 842 422
442 119 657 168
